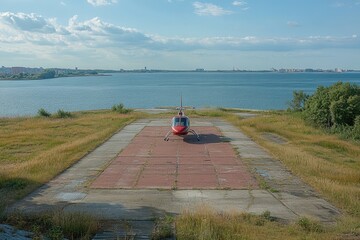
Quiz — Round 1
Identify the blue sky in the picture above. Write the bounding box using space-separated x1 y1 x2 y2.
0 0 359 70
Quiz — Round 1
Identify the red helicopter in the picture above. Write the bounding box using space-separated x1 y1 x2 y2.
164 96 200 141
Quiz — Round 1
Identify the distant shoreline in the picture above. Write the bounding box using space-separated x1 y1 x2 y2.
2 68 360 81
2 71 359 81
0 73 110 81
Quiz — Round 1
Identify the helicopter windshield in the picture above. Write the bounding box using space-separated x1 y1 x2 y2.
173 117 189 127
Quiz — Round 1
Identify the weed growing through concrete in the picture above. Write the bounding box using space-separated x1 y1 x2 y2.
4 210 99 239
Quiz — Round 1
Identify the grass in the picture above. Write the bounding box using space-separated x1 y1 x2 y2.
175 206 336 240
5 210 99 239
152 215 175 239
0 110 140 214
55 109 73 118
228 112 360 218
1 108 359 239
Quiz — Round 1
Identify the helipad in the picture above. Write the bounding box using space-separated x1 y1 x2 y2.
91 126 257 190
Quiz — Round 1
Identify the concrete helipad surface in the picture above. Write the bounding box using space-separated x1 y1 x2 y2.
8 118 340 239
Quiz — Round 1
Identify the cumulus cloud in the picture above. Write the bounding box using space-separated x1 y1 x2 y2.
193 2 232 16
1 11 359 52
0 12 56 33
67 15 151 45
0 12 152 55
87 0 117 7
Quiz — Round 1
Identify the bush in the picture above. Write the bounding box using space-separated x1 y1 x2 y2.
304 82 360 128
38 108 51 117
56 109 72 118
111 103 132 114
352 115 360 140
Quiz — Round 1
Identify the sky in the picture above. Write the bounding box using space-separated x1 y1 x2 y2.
0 0 360 70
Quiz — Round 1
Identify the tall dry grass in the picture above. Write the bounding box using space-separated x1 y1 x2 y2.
229 112 360 218
0 110 139 212
175 206 334 240
5 209 99 239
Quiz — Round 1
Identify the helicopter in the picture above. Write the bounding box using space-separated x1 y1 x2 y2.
164 96 200 141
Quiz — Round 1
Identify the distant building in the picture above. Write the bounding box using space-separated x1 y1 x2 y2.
0 66 11 75
11 67 27 74
335 68 343 73
9 67 44 75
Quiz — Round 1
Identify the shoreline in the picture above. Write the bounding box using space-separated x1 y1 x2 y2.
0 108 274 119
0 73 110 81
2 70 359 81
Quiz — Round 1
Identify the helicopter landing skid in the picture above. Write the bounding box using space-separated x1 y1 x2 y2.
189 129 200 141
164 129 200 141
164 130 172 141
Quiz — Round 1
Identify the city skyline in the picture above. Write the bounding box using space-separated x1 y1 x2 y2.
1 0 360 70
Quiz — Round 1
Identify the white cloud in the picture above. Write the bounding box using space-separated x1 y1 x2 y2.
232 1 245 6
232 1 249 10
1 12 358 52
0 11 359 68
87 0 117 7
287 21 300 28
193 2 232 16
0 12 56 33
332 0 360 7
232 1 249 11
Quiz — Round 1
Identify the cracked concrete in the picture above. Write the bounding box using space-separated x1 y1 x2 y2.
7 117 340 239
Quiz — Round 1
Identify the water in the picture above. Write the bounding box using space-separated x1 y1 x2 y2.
0 72 359 117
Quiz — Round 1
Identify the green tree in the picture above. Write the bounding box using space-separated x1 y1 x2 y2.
304 82 360 128
38 69 56 79
288 90 309 111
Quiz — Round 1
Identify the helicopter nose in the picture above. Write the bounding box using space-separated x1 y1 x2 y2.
174 126 187 133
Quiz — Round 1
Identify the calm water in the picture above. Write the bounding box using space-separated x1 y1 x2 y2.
0 72 359 117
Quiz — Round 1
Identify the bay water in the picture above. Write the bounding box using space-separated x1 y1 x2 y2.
0 72 359 117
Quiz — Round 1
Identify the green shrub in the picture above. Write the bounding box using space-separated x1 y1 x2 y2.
56 109 72 118
111 103 132 114
38 108 51 117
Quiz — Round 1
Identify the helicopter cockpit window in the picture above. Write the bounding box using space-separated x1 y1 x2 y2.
180 117 188 126
173 117 188 126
